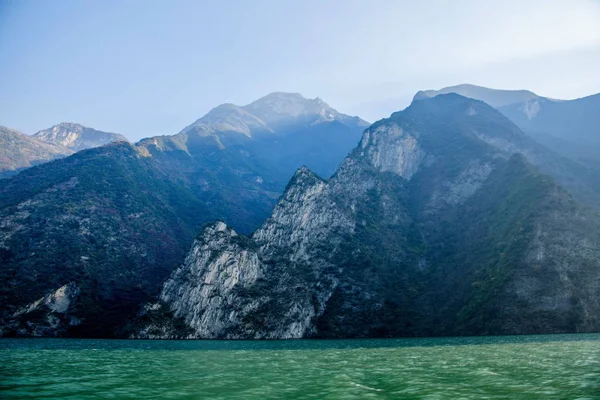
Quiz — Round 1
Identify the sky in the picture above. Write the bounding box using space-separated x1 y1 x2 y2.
1 0 599 141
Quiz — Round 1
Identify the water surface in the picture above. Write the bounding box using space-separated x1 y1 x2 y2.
1 334 599 399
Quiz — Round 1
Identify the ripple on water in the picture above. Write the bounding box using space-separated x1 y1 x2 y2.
0 334 599 399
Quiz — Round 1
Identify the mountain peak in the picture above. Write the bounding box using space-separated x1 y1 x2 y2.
0 125 73 177
53 122 86 130
243 92 340 125
285 165 325 192
180 92 368 137
183 103 271 137
257 92 308 101
33 123 128 151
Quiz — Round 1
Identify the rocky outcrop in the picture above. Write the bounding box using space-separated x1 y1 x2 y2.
149 166 355 339
358 124 424 180
160 222 265 338
1 283 81 337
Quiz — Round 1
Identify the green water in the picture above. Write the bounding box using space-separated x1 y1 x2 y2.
1 334 599 399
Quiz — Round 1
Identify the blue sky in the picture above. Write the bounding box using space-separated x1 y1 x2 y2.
1 0 599 141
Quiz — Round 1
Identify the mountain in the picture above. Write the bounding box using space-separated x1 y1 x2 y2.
182 92 368 136
243 92 368 131
33 122 129 152
136 92 368 233
417 86 600 209
0 126 73 178
0 93 368 337
415 84 600 167
178 92 369 179
0 142 211 337
136 94 600 339
499 93 600 165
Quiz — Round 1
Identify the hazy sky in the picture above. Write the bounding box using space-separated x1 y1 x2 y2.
1 0 599 141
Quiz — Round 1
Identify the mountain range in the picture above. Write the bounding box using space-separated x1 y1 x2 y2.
1 86 599 338
0 93 367 337
135 94 600 339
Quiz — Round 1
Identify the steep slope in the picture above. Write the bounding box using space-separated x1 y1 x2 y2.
0 126 73 178
0 143 211 337
139 94 600 339
34 122 129 151
179 103 272 137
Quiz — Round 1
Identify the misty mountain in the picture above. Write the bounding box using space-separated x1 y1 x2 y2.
179 92 369 179
414 84 543 108
136 92 368 232
500 93 600 166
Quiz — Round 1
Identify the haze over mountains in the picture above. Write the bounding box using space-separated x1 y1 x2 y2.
416 84 600 167
1 85 599 338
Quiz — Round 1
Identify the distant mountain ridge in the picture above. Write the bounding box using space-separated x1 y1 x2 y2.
0 126 73 177
135 92 369 233
0 123 129 178
413 84 547 108
414 84 600 167
180 92 369 137
34 122 129 151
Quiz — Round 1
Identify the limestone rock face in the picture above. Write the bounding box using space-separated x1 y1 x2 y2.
151 167 355 339
160 222 265 338
358 123 424 180
3 283 81 337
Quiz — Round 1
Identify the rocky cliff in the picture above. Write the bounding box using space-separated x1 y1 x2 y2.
1 283 81 337
139 94 600 339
